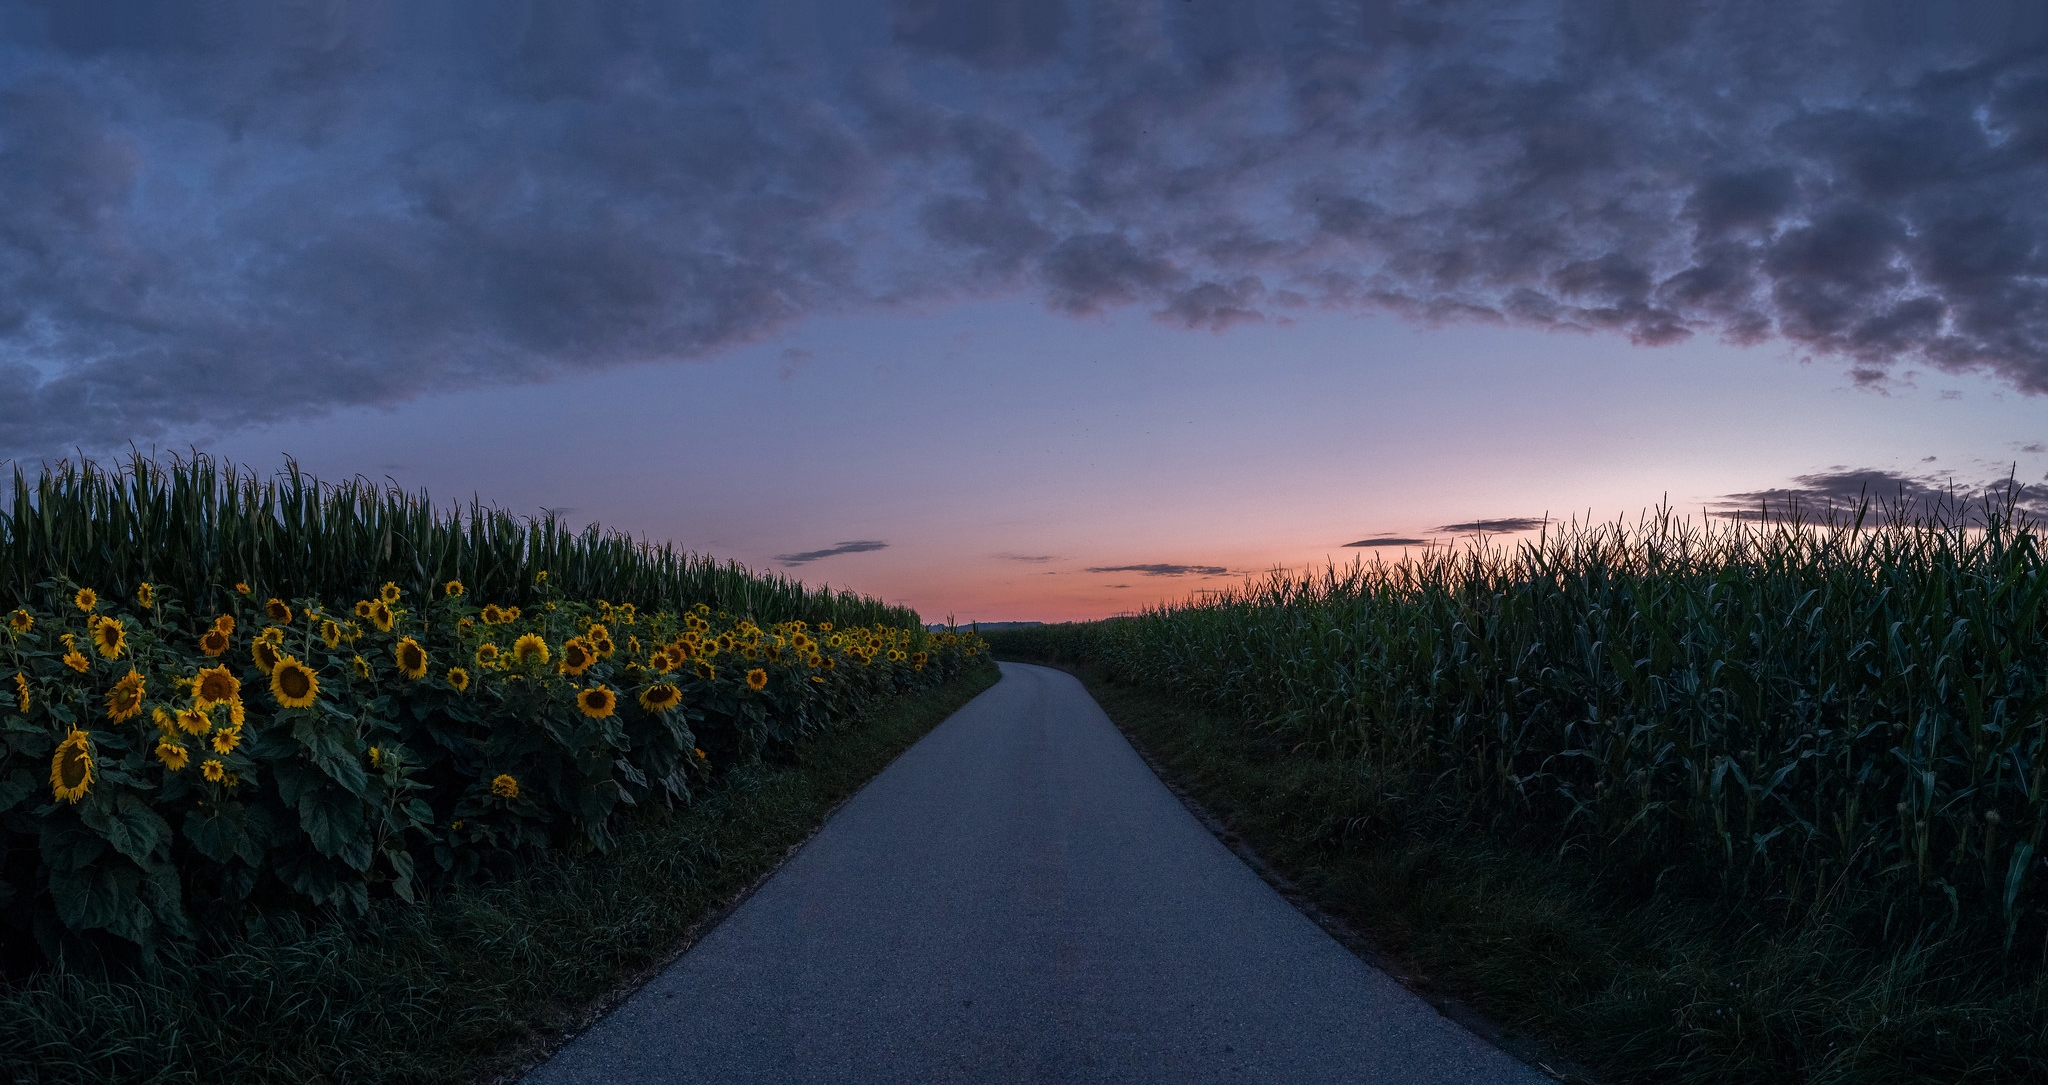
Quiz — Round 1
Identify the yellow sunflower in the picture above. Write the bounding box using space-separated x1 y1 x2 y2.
638 683 683 713
480 604 504 625
810 675 825 684
258 626 285 646
13 672 29 713
270 656 320 708
504 606 522 622
234 582 251 596
444 579 464 597
475 642 501 668
136 583 155 608
353 655 371 680
194 665 240 709
693 659 716 681
92 616 125 659
745 668 768 691
380 582 401 604
155 738 189 772
105 670 145 722
321 619 343 649
265 598 293 624
587 623 610 643
491 773 519 799
214 613 235 635
818 621 833 633
368 746 382 768
394 637 428 680
512 634 550 667
559 637 596 676
7 608 32 635
595 636 615 658
51 729 93 802
447 666 471 692
576 686 617 719
457 617 475 635
74 587 97 613
251 640 280 675
211 726 241 755
176 708 210 736
202 759 225 782
354 599 375 620
198 628 230 657
627 636 641 656
370 601 395 633
646 649 674 673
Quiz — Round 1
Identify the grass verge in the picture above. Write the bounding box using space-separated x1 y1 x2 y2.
1028 659 2048 1085
2 660 1000 1085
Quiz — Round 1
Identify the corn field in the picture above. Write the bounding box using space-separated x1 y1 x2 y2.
992 495 2048 958
1 452 916 631
0 454 985 970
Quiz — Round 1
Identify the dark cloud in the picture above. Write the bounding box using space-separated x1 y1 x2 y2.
1343 537 1428 547
1713 468 2047 522
7 0 2048 455
775 540 889 566
1086 563 1228 577
1000 554 1057 563
1435 517 1550 533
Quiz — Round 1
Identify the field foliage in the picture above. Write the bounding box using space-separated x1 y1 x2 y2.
992 495 2048 960
0 454 982 971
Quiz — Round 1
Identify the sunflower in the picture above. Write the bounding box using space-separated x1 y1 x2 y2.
559 637 596 676
480 604 504 625
354 599 375 620
693 659 716 681
353 656 371 680
251 640 280 675
791 632 812 651
444 580 464 597
176 708 210 736
198 628 230 656
475 642 501 668
380 582 401 604
101 670 145 723
50 729 93 803
646 649 673 673
745 668 768 692
491 773 519 799
74 587 97 613
587 623 610 643
234 582 251 596
447 667 471 691
809 675 825 684
202 759 225 782
457 617 475 635
627 636 641 656
670 641 695 661
211 726 242 755
394 638 428 680
270 657 320 708
320 619 343 649
638 683 683 713
535 570 548 583
92 616 126 659
576 686 617 719
512 634 550 667
193 665 240 709
7 609 31 635
155 738 189 772
266 598 293 624
765 643 783 663
258 626 285 646
136 583 155 608
619 603 637 624
822 657 835 671
13 672 29 713
505 606 522 622
214 613 235 635
694 747 707 760
341 620 362 643
818 621 833 633
369 602 395 633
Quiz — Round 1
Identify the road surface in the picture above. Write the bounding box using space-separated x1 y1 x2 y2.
526 662 1547 1084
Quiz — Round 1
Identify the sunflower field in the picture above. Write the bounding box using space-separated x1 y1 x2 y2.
0 455 985 968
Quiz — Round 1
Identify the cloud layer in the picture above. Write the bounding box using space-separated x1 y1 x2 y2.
1086 563 1228 577
775 540 889 566
6 0 2048 454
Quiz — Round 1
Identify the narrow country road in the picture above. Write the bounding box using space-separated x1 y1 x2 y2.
525 663 1547 1084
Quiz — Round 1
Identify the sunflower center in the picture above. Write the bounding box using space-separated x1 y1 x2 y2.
58 748 88 788
279 667 311 699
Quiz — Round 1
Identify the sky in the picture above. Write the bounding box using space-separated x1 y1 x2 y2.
3 0 2047 621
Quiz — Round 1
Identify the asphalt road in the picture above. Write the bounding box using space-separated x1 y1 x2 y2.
525 662 1547 1084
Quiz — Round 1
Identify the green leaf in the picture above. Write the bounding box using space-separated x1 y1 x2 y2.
0 768 34 811
299 786 372 871
186 803 266 867
49 859 146 934
39 816 107 872
80 792 172 865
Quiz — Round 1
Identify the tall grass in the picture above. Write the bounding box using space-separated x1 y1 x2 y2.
1 451 915 630
995 493 2048 960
